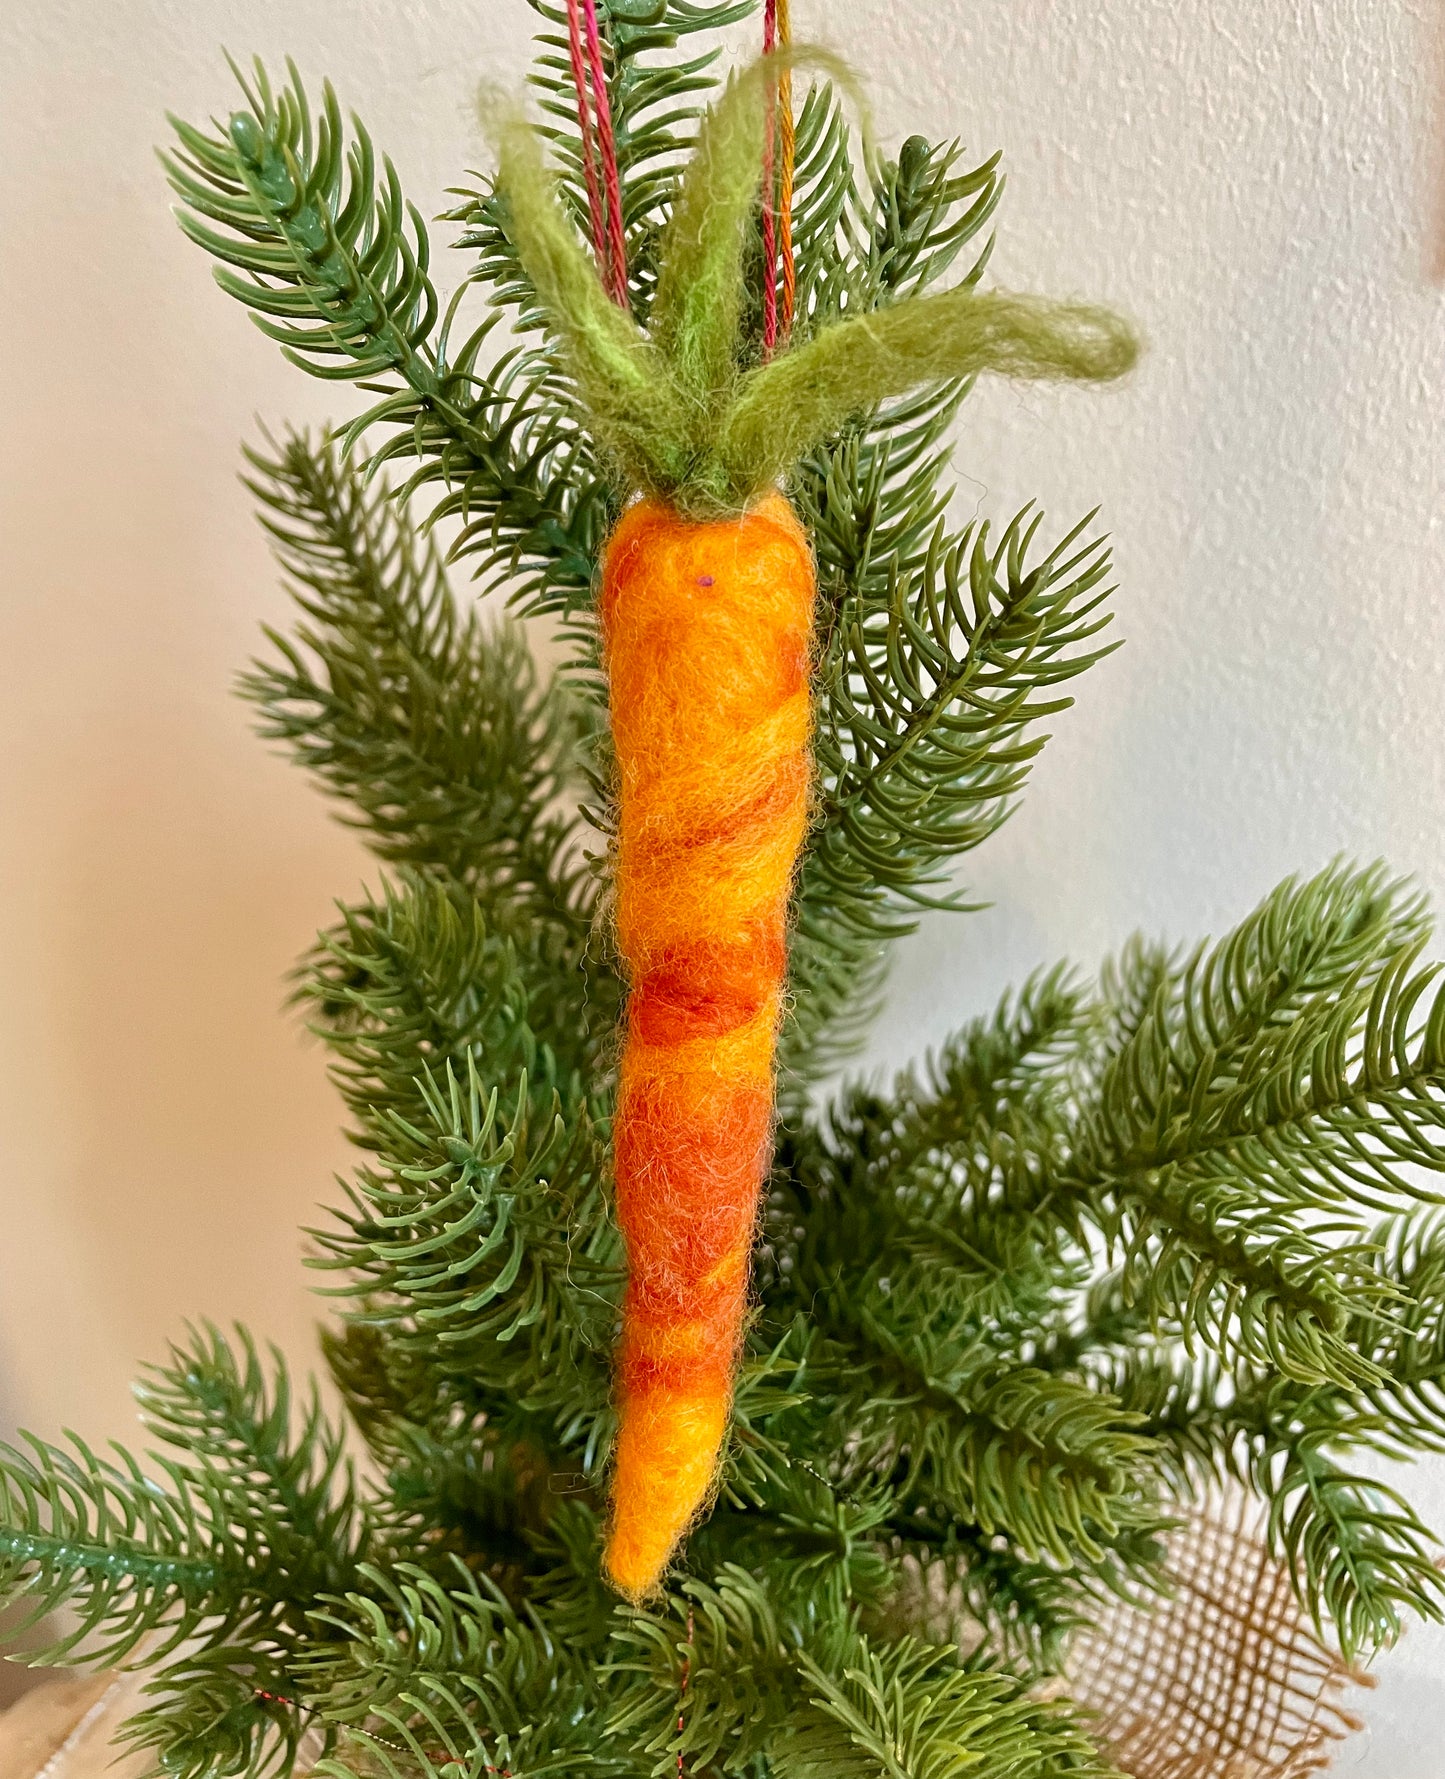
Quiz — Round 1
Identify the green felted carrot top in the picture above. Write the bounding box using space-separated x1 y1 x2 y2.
492 49 1139 518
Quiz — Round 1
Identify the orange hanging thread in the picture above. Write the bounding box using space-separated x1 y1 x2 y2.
760 0 796 356
761 0 779 355
777 0 796 342
601 494 815 1599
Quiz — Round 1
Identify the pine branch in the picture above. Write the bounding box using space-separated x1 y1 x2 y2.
79 4 1445 1766
882 1528 1098 1674
310 1042 617 1440
768 970 1094 1356
612 1571 1115 1779
808 507 1116 930
164 61 438 386
783 508 1116 1084
1089 1219 1445 1663
780 1631 1115 1779
240 433 600 953
118 1646 316 1779
303 870 602 1134
0 1435 230 1666
772 126 1020 1078
296 1562 604 1779
0 1333 370 1764
812 1336 1160 1568
608 1569 797 1774
1050 862 1445 1388
0 1330 361 1671
702 1424 896 1629
165 61 608 624
1263 1446 1445 1660
135 1325 362 1606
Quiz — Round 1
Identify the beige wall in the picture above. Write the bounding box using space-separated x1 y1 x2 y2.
2 0 1444 1753
0 0 537 1441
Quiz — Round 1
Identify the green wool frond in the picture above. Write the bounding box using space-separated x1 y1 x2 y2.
481 0 756 329
647 49 856 405
491 50 1137 515
487 99 695 489
717 289 1134 506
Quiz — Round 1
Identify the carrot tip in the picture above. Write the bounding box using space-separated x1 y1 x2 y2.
604 1385 730 1600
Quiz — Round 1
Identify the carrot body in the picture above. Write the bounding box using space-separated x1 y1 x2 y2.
600 491 815 1598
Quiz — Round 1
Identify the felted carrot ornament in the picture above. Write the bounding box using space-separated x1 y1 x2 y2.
492 44 1138 1601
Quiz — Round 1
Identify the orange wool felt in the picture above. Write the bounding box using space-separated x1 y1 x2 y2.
600 491 815 1598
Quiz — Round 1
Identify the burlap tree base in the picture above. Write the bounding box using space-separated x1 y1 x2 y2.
1070 1500 1369 1778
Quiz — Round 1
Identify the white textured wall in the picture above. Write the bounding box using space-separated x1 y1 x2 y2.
1 0 1442 1758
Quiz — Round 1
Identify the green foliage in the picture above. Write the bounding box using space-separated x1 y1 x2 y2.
1054 863 1445 1389
803 503 1116 945
6 6 1445 1779
239 434 594 939
777 1635 1115 1779
0 1432 229 1667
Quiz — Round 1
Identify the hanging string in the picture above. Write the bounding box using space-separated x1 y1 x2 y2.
582 0 629 304
676 1608 696 1779
565 0 609 276
761 0 780 356
760 0 796 358
776 0 795 341
565 0 629 306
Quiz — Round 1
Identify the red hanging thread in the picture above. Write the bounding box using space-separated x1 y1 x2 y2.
565 0 609 275
676 1608 696 1779
582 0 629 305
564 0 628 306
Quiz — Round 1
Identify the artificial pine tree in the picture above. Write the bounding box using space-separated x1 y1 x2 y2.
5 3 1445 1775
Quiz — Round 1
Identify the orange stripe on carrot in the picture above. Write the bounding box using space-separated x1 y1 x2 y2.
601 492 815 1598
